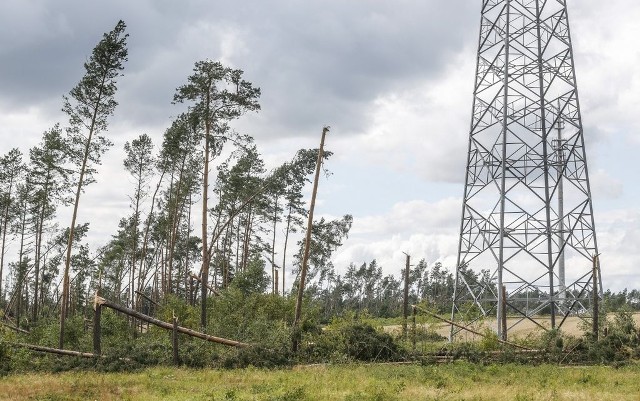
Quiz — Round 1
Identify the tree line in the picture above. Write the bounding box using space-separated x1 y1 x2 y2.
0 20 357 344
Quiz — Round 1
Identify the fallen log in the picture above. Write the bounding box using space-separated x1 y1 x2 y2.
94 295 248 348
135 290 158 306
190 273 221 296
13 343 97 358
0 320 30 335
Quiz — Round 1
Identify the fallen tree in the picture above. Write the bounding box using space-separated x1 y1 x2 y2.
94 294 249 348
12 343 97 358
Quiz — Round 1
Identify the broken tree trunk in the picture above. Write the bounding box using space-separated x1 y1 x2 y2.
93 302 102 355
135 290 159 306
14 343 98 358
293 126 329 352
1 320 30 335
191 273 221 296
94 295 248 347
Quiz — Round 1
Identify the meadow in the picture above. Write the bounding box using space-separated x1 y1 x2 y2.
1 362 639 401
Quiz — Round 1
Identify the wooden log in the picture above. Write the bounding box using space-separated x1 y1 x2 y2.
190 273 221 296
0 320 30 334
95 295 248 347
14 343 97 358
135 290 158 306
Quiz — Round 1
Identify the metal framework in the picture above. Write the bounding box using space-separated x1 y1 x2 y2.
451 0 601 340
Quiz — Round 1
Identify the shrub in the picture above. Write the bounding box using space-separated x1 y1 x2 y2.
301 318 405 363
341 323 403 361
220 344 293 369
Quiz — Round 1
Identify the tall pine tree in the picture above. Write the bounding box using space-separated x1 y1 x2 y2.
59 20 128 348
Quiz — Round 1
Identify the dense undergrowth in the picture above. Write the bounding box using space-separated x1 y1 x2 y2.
1 292 640 375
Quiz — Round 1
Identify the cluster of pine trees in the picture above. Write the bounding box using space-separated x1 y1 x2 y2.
0 21 358 344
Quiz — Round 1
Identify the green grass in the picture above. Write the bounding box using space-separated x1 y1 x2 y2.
1 362 639 400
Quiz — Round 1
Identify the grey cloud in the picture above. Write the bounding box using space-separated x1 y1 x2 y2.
0 0 478 140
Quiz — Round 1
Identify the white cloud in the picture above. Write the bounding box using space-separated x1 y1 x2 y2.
332 198 461 276
595 208 640 290
332 50 473 183
590 169 624 200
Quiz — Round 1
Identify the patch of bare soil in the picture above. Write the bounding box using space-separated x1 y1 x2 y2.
384 313 640 341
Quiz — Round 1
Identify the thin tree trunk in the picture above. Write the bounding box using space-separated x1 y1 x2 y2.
281 205 292 296
96 295 248 347
16 196 28 329
241 206 253 272
137 169 166 304
33 194 48 322
235 217 241 273
200 112 211 328
164 172 176 294
293 127 329 351
184 193 192 303
130 164 143 310
60 79 106 350
271 196 278 294
0 178 15 302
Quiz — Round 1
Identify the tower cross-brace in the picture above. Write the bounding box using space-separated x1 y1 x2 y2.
451 0 601 340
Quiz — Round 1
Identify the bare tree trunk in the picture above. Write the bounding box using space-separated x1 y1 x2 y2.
293 127 329 351
271 197 278 294
281 205 292 296
200 124 211 328
60 80 107 350
184 193 193 303
16 210 27 329
0 178 15 303
241 206 253 272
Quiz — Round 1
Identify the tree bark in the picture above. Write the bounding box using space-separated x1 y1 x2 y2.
200 112 211 328
293 126 329 351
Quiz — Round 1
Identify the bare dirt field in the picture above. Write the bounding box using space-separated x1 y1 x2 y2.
385 313 640 341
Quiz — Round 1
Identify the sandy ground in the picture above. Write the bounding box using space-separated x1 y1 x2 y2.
384 312 640 341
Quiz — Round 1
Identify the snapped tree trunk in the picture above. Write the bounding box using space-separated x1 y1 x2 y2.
293 126 329 351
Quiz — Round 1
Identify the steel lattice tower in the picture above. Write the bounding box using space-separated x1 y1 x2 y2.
451 0 601 340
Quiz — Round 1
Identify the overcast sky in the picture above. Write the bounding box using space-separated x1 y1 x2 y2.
1 0 639 291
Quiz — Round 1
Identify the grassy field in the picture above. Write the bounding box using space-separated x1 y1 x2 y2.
1 362 639 401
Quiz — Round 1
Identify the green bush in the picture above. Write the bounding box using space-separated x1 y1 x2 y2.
341 323 403 361
301 318 405 363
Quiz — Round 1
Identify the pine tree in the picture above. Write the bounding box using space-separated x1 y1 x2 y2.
59 20 128 349
174 60 260 328
123 133 155 307
0 148 24 303
28 125 71 321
